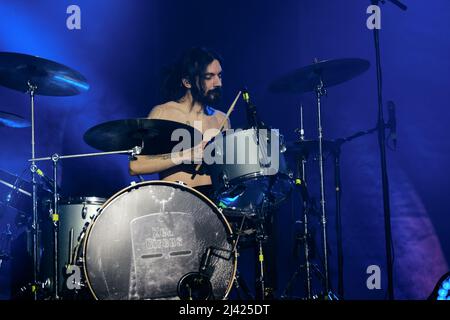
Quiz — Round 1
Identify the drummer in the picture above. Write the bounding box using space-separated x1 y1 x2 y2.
129 47 230 196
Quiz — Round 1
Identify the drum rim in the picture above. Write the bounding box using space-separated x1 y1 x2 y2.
224 171 292 186
214 172 293 197
215 173 293 214
82 180 237 300
211 127 283 138
206 127 286 150
59 196 108 205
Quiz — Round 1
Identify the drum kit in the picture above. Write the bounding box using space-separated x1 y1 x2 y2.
0 51 372 300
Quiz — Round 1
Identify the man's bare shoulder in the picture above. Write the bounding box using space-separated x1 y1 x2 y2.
147 101 183 119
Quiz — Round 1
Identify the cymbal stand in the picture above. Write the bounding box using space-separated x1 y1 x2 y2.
295 104 313 299
333 145 344 298
314 77 332 295
298 104 312 299
282 104 321 299
252 186 277 300
50 154 60 300
254 216 268 300
27 81 39 300
29 146 142 299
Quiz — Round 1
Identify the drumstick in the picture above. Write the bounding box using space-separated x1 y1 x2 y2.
217 90 242 132
194 90 242 174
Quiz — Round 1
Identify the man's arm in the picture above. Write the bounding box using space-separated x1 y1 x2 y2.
129 106 191 175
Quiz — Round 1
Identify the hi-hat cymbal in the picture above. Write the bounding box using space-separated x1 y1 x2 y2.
269 58 370 94
0 111 30 128
0 52 89 96
83 118 202 156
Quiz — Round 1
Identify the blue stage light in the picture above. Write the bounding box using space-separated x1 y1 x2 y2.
429 272 450 300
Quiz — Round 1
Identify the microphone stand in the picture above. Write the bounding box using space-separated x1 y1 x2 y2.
242 90 273 299
370 0 406 300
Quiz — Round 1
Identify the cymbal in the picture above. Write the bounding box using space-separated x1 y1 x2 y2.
286 139 341 157
0 52 89 96
83 118 202 155
269 58 370 94
0 111 30 128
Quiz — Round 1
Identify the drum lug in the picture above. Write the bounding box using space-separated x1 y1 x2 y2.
288 170 294 179
82 203 87 219
175 180 187 186
42 278 52 290
221 171 229 189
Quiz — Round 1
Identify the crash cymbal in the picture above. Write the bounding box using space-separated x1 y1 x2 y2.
84 118 202 156
0 111 30 128
0 52 89 96
269 58 370 94
286 139 341 157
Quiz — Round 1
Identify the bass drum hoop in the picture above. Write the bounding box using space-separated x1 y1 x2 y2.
82 180 237 300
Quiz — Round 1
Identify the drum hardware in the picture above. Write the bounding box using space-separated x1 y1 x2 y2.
28 147 143 299
270 57 371 299
232 269 254 300
289 104 314 299
0 51 90 299
254 220 269 300
178 243 237 300
284 122 390 300
177 272 213 300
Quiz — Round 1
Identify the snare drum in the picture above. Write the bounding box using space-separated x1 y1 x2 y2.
82 181 237 300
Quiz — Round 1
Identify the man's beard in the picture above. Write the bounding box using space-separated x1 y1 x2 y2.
196 87 223 107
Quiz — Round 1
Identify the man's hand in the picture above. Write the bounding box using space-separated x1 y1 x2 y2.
192 140 208 164
172 140 207 165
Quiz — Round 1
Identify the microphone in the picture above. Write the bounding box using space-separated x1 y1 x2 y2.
387 101 397 147
242 87 260 129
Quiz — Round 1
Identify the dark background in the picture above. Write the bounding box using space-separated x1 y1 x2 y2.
0 0 449 299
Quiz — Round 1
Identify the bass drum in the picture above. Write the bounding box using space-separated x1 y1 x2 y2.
82 181 237 300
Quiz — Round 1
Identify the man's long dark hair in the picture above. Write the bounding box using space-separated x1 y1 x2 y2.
160 47 223 105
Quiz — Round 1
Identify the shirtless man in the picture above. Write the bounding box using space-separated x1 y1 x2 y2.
129 47 230 194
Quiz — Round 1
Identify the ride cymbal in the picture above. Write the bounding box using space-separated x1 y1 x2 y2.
269 58 370 94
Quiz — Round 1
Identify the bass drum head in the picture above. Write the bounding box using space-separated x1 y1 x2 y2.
83 181 236 300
